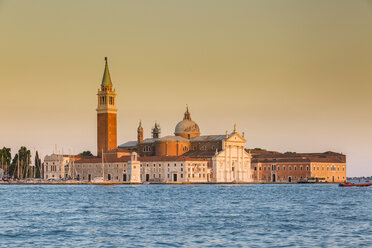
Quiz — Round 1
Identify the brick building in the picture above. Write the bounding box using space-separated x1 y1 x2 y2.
250 150 346 183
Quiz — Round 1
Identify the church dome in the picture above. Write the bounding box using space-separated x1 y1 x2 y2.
175 107 200 139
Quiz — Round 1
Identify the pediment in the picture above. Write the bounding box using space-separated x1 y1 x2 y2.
226 132 246 143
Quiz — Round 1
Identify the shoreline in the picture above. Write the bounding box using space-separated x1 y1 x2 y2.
0 181 340 185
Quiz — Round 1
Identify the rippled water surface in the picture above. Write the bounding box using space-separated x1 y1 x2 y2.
0 184 371 247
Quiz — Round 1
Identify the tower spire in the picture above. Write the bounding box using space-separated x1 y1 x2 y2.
184 105 191 120
101 57 112 87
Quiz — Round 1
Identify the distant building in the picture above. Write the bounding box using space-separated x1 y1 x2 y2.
250 150 346 183
44 154 71 180
72 153 209 183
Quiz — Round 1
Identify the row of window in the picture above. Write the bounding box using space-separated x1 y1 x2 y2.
313 165 344 172
46 165 58 172
99 96 115 105
256 164 345 172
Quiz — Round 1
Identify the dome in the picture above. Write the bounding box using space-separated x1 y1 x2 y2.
174 107 200 139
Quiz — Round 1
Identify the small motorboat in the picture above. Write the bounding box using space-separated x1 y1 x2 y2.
339 182 372 187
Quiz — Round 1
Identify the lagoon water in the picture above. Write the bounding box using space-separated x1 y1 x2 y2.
0 184 371 247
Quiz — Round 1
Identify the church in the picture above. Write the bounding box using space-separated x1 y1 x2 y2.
44 58 346 184
73 58 253 183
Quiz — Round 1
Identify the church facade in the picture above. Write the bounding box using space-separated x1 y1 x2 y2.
72 58 253 183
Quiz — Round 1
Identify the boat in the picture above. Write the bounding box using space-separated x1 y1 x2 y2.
339 182 372 187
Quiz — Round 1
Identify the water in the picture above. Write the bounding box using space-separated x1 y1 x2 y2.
0 184 371 247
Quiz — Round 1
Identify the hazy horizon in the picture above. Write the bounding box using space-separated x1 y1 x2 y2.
0 0 371 177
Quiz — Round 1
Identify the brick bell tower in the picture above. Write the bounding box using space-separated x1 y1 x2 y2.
97 57 117 157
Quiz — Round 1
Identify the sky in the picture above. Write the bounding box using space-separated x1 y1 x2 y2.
0 0 371 176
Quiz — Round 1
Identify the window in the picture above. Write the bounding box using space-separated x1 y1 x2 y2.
300 166 303 171
283 165 286 171
306 166 309 171
294 166 297 171
289 166 292 171
264 166 266 171
181 174 183 178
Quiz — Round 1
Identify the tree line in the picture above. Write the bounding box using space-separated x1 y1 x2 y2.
1 146 42 179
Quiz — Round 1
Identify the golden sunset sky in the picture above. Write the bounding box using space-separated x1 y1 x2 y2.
0 0 371 176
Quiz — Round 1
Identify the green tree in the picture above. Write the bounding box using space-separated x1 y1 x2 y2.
0 147 11 177
284 152 297 155
9 147 31 179
34 151 42 178
78 151 93 157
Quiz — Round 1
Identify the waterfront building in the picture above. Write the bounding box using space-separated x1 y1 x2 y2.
72 153 208 183
250 150 346 183
43 154 71 180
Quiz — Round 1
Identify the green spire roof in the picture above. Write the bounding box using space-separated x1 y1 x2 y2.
101 57 112 86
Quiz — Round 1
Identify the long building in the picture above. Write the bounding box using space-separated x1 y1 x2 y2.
249 150 346 183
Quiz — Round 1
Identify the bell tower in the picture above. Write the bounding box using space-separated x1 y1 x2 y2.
137 121 144 143
97 57 117 157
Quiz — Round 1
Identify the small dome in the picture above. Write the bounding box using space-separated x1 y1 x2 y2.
174 107 200 139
